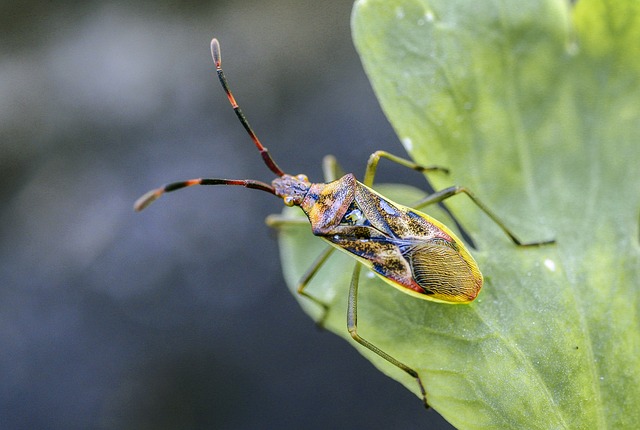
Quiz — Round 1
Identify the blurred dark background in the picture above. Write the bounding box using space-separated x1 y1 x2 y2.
0 1 454 428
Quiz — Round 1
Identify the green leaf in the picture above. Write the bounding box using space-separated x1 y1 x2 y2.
272 0 640 428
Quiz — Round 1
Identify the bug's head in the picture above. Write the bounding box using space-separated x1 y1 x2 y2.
272 174 311 206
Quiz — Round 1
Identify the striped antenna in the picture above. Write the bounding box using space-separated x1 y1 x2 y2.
133 38 287 212
210 38 286 177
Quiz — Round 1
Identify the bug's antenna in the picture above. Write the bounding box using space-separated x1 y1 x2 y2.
211 38 286 177
134 178 276 212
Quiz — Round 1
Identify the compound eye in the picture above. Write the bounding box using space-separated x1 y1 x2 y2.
283 196 295 206
296 174 308 182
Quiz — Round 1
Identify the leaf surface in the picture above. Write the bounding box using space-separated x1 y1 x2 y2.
273 0 640 427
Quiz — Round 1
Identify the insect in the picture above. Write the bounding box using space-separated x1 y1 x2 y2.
135 38 554 408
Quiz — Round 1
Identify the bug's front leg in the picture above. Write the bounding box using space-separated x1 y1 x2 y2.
363 150 449 188
321 155 345 183
347 263 429 408
265 215 337 327
294 245 336 327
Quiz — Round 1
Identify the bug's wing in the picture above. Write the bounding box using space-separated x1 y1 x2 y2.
351 183 482 303
322 226 481 303
355 184 449 242
323 228 428 296
404 241 482 303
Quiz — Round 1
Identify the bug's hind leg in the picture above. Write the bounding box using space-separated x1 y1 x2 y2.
347 263 429 408
414 185 555 247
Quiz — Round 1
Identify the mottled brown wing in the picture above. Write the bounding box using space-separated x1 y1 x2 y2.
404 240 482 303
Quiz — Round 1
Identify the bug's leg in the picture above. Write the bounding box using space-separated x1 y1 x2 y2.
322 155 346 182
265 214 337 326
362 151 477 248
347 264 429 408
363 150 449 188
414 186 555 247
264 214 310 227
295 246 337 327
